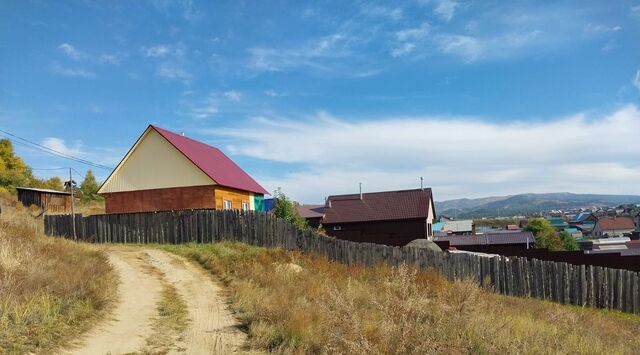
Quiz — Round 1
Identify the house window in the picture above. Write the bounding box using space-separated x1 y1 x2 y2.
242 202 249 211
223 200 232 210
333 226 342 231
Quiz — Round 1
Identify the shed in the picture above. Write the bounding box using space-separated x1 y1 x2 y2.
16 187 71 214
98 125 269 214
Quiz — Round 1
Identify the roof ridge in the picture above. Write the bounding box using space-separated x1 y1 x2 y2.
328 188 431 199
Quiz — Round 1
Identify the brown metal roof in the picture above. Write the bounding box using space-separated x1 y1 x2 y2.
434 232 535 246
296 204 324 219
597 217 635 231
322 188 433 224
16 187 71 195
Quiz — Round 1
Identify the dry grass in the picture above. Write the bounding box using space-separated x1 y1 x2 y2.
162 242 640 355
0 201 117 353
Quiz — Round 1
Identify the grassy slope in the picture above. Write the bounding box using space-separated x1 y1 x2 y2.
162 242 640 355
0 203 117 354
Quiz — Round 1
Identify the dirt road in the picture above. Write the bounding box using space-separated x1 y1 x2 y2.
64 247 248 355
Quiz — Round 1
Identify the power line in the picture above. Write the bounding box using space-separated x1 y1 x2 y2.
0 129 113 170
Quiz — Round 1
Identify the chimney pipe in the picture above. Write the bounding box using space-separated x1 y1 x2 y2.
420 176 424 190
181 132 185 136
359 182 362 200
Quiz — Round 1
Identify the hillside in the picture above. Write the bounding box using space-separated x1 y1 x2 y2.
436 192 640 218
162 242 640 354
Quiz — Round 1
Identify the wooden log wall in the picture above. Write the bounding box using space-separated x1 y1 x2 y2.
44 210 640 315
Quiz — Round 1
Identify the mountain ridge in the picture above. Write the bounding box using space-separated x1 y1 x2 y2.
435 192 640 218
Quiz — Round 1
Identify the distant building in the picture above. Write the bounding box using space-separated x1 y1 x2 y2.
546 217 569 231
295 204 324 228
563 227 583 239
322 188 435 246
98 125 268 214
437 219 474 235
16 187 71 214
593 217 635 238
570 212 598 225
434 231 535 250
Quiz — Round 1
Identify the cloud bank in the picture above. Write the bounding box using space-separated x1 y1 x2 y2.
204 105 640 202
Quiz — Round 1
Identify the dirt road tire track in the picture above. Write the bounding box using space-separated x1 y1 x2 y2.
144 249 248 354
63 247 249 355
63 249 163 355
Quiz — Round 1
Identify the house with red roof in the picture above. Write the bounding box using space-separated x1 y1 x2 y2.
593 216 635 238
98 125 268 214
321 188 435 246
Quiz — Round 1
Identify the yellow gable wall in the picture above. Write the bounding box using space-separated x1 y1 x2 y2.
99 129 215 193
214 186 252 210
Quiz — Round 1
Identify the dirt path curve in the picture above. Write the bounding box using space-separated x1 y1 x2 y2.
144 249 248 354
64 248 163 355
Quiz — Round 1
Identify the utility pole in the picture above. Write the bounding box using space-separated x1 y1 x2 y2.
69 168 76 240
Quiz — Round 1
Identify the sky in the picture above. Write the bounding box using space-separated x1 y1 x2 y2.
1 0 640 203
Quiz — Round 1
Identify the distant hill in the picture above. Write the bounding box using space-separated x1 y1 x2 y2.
435 192 640 218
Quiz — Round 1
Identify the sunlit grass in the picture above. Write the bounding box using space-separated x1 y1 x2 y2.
0 201 117 353
163 242 640 354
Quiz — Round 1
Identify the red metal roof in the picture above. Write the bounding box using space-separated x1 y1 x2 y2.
152 125 269 195
596 217 635 231
322 188 434 224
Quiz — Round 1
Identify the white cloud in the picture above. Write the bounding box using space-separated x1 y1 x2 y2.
99 53 125 65
204 105 640 202
223 90 242 102
395 23 431 41
190 99 218 120
584 23 622 34
41 137 86 157
634 70 640 92
436 30 542 62
391 23 430 57
157 62 192 82
143 45 171 57
264 89 284 97
247 34 349 72
434 0 459 22
437 35 482 62
52 63 96 78
391 43 416 57
57 43 88 61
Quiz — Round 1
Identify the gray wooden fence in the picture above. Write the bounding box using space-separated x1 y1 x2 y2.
44 210 640 315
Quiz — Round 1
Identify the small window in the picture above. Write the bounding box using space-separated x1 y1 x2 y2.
223 200 232 210
333 226 342 231
242 202 249 211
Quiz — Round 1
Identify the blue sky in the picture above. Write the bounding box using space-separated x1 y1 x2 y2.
1 0 639 202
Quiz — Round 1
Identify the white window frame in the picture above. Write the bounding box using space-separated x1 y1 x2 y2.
333 226 342 231
242 202 249 211
223 199 232 210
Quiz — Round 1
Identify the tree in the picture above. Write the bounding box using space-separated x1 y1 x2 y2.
80 170 102 201
274 191 308 230
0 139 33 192
559 231 578 251
525 218 563 251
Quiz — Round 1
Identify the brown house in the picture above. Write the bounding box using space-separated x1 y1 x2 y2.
16 187 71 214
322 188 435 246
295 204 324 228
593 217 635 237
98 125 269 214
